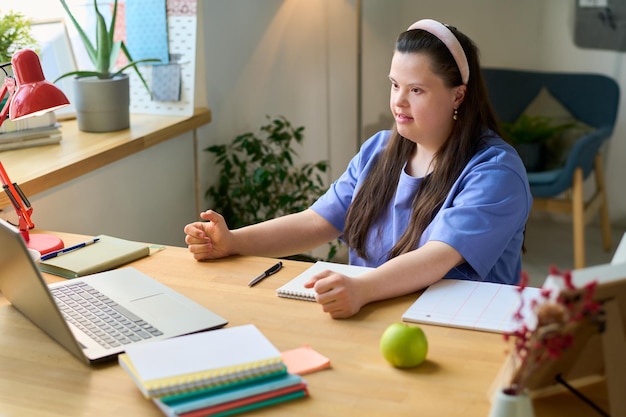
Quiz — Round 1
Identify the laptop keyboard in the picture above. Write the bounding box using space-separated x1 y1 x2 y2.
51 281 163 349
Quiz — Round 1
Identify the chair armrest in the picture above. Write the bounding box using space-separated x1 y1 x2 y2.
564 126 612 177
530 126 612 197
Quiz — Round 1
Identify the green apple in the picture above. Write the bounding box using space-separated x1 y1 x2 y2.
380 322 428 368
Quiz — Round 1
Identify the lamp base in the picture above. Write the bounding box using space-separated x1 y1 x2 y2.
26 233 64 255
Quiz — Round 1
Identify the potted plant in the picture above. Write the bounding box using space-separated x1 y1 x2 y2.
501 114 572 172
55 0 159 132
0 10 39 64
489 268 603 417
206 115 340 261
0 10 39 107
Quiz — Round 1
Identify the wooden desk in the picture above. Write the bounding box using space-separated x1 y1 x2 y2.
0 108 211 209
0 232 609 417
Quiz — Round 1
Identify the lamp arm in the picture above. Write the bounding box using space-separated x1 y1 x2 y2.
0 161 35 239
1 71 34 239
0 51 69 250
0 76 16 127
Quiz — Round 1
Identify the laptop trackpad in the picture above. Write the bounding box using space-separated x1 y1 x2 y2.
130 293 189 319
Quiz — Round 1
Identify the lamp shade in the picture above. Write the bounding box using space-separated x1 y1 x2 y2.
9 49 70 121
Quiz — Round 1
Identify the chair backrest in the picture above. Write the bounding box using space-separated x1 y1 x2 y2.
481 68 620 196
481 68 619 128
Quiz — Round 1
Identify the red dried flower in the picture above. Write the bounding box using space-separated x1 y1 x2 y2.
503 268 602 394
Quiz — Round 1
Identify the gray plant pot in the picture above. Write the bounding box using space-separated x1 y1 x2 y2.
514 142 546 172
73 74 130 132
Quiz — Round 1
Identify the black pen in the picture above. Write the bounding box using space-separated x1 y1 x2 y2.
248 261 283 287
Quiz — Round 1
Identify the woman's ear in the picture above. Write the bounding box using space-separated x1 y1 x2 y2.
453 85 467 107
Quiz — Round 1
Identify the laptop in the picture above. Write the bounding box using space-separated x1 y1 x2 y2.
0 219 228 364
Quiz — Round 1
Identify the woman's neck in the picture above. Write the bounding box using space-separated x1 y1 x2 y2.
406 145 436 178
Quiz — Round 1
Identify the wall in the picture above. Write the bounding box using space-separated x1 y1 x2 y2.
196 0 358 198
3 0 626 248
2 130 201 247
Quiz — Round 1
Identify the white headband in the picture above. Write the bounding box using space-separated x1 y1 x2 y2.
408 19 469 85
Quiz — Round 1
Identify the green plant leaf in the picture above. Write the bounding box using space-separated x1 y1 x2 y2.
205 115 339 259
60 0 97 64
109 0 118 49
93 0 111 75
57 0 158 95
118 42 159 95
501 114 574 144
0 11 40 62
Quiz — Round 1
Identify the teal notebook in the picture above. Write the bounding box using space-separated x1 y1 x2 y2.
157 373 304 414
38 235 150 278
153 386 308 417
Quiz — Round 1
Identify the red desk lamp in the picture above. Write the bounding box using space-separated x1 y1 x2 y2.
1 49 70 254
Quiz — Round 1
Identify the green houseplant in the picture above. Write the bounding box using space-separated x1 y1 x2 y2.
206 115 339 261
55 0 159 132
501 114 573 172
0 10 39 64
0 10 39 110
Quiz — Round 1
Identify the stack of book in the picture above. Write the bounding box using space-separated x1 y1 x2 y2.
119 324 308 416
0 112 62 152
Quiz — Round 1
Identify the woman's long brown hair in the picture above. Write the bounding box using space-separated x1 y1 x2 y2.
343 26 501 260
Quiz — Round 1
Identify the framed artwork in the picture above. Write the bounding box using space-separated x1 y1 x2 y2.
31 19 77 120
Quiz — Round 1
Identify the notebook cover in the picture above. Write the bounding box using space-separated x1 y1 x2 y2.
276 261 373 301
119 324 285 398
157 374 304 414
38 235 150 278
401 279 542 334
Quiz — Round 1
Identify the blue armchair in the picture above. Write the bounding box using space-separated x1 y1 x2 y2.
482 68 620 269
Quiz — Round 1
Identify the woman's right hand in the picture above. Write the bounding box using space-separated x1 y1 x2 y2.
183 210 236 261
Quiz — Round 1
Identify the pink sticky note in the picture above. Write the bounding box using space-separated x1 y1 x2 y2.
281 345 331 375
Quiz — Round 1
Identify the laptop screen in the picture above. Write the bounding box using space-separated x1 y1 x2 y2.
0 219 86 362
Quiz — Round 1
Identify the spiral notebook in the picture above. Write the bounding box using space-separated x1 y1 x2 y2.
276 261 373 301
118 324 285 398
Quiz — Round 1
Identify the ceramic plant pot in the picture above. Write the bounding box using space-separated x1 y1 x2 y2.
514 142 545 172
488 389 536 417
73 74 130 132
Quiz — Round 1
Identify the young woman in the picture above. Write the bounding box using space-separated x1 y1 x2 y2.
184 19 532 319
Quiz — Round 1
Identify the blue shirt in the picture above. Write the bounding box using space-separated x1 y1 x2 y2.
310 130 532 284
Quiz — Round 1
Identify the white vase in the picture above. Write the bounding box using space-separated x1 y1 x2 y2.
488 389 536 417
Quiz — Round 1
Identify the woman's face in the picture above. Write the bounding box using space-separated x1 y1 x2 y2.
388 51 464 149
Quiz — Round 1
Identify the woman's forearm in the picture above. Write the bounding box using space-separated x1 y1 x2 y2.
232 209 341 258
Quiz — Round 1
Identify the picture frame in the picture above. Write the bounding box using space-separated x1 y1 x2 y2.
30 19 77 120
490 261 626 416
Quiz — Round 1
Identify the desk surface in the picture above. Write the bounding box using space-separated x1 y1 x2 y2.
0 108 211 208
0 232 609 417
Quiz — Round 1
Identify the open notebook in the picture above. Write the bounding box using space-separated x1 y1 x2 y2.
276 261 373 301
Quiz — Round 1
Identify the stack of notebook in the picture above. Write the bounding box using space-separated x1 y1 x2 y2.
0 112 62 151
119 324 308 416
